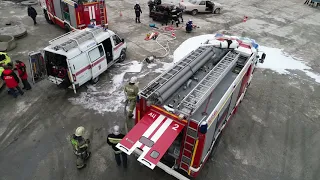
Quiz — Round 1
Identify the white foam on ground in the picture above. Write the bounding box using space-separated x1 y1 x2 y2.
68 61 143 114
257 46 320 83
173 34 320 83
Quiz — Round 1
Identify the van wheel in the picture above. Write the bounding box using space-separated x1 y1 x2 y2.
44 10 53 24
91 76 99 84
191 10 198 16
119 51 126 62
64 23 72 32
214 8 221 14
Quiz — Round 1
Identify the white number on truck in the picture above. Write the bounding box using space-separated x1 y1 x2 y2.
172 124 179 131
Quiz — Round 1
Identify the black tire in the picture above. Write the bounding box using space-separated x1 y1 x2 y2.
214 8 221 14
91 76 99 84
64 23 72 32
44 10 53 24
191 9 198 16
118 50 126 62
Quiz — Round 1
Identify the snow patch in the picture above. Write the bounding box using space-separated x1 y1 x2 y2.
257 46 320 83
68 61 143 114
154 62 174 73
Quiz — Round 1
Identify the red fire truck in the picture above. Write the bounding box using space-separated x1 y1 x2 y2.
38 0 107 31
116 34 266 179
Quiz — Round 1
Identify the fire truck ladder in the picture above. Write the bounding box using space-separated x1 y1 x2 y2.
99 0 107 25
179 120 198 173
178 51 240 115
139 46 210 100
49 28 104 52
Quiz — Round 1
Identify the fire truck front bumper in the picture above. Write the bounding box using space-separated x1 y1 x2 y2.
134 148 190 180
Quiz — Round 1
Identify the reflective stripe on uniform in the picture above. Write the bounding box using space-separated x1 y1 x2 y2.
108 137 122 144
114 150 122 154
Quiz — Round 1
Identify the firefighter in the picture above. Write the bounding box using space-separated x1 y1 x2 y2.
186 19 193 33
171 6 179 27
162 8 169 26
14 60 31 90
107 125 127 168
154 0 161 5
134 2 142 23
177 6 184 23
27 5 38 25
1 66 24 98
148 0 155 15
124 76 139 118
0 52 11 65
70 126 91 169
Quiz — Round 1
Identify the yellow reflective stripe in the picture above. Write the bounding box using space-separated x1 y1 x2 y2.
79 144 88 148
188 140 199 175
108 137 122 144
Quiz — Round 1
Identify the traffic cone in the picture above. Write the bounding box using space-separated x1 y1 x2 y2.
171 31 175 37
120 10 123 17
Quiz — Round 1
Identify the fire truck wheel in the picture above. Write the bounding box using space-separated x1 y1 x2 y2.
64 23 72 32
44 10 53 24
91 76 100 84
118 50 126 62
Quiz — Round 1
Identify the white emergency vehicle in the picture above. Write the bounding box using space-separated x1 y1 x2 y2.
35 26 127 93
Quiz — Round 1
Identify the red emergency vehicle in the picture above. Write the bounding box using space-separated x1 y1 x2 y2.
38 0 107 31
117 34 266 179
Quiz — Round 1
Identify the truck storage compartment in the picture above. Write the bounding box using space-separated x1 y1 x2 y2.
45 51 71 88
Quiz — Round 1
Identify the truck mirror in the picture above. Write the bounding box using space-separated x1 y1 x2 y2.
122 38 125 42
259 53 266 63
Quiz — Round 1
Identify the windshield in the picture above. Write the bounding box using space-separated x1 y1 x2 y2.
188 0 197 4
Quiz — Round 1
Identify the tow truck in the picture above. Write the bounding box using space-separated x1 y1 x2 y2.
38 0 107 31
116 34 266 179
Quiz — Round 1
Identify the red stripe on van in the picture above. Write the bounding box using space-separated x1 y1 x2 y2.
74 57 106 76
114 42 124 51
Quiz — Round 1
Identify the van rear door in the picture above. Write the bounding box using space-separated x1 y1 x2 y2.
68 53 92 87
86 44 108 79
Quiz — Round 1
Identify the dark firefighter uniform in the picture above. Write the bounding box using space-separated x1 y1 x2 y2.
107 126 127 168
134 2 142 23
1 67 24 98
15 60 31 90
27 5 37 25
70 127 91 169
171 7 179 27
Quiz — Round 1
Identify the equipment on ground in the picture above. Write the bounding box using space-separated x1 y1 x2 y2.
39 0 108 31
31 25 127 93
116 34 266 179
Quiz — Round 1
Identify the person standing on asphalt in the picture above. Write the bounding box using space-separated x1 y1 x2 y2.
107 125 127 168
134 2 142 23
162 8 169 26
27 5 38 25
124 76 139 119
1 65 24 98
14 60 31 90
70 126 91 169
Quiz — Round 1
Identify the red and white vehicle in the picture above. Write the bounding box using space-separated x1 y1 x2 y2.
38 0 107 31
116 34 266 179
31 26 127 93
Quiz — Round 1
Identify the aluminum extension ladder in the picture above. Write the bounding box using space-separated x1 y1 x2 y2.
139 46 210 99
99 0 107 25
178 51 240 114
50 28 103 52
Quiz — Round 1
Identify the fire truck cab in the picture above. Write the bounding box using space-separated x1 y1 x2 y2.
33 26 126 93
38 0 107 30
116 34 266 179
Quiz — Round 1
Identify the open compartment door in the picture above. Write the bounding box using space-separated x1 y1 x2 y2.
116 110 185 169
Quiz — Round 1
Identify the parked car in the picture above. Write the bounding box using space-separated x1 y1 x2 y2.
150 3 175 21
179 0 222 16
